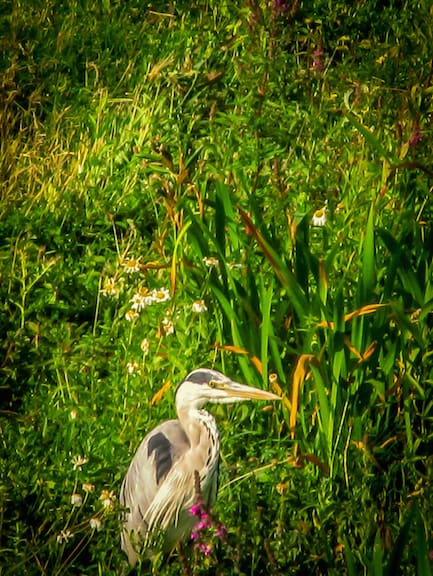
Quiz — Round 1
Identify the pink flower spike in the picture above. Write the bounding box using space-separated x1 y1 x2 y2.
189 504 201 517
215 524 227 540
199 543 212 556
197 519 211 531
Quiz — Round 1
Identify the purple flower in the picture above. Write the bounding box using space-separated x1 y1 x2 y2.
274 0 289 11
189 504 201 517
214 524 227 540
189 496 227 557
199 543 212 556
197 519 211 531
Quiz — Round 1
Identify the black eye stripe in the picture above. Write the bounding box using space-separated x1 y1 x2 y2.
187 370 213 384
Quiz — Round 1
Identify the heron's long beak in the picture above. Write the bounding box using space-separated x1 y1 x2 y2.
222 381 281 401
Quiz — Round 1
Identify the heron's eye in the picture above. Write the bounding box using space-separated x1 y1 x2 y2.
208 380 217 388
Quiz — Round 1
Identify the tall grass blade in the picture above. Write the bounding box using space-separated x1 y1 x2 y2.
238 208 308 320
361 204 376 303
345 113 396 163
290 354 316 439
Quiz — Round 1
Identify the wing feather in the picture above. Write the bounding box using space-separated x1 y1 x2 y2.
119 420 190 565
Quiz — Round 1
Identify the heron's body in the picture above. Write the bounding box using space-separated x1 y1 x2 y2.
120 368 279 566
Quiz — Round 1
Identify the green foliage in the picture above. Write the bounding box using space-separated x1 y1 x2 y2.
1 0 433 574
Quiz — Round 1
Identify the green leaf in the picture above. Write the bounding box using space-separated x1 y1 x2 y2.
345 113 396 163
361 204 376 303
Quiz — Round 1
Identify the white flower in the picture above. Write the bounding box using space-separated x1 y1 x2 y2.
125 309 139 322
161 316 174 335
56 529 73 544
71 493 83 507
192 299 208 313
150 287 171 303
71 455 88 471
130 287 152 311
227 262 244 270
100 277 119 298
203 256 219 268
69 409 78 420
127 361 139 375
82 483 95 493
312 207 327 227
122 258 141 274
89 517 103 531
140 338 150 354
99 489 116 508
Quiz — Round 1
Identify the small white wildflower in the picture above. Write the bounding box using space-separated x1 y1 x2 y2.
82 483 95 493
100 277 119 298
130 287 152 311
150 287 171 303
69 409 78 420
71 455 88 471
227 262 244 270
140 338 150 354
99 489 116 508
125 309 139 322
127 361 139 375
203 256 219 268
312 207 327 227
89 517 103 531
56 529 73 544
192 299 208 313
161 316 174 336
71 493 83 507
122 258 141 274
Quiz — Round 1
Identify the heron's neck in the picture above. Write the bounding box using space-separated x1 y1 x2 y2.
177 406 220 474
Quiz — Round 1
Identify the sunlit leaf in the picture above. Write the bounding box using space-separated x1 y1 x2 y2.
149 381 172 407
290 354 316 439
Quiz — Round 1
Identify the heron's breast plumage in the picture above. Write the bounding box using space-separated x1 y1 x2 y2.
195 409 220 505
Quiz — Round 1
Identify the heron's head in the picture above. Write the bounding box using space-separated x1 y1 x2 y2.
175 368 280 411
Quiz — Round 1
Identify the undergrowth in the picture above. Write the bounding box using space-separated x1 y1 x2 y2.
1 1 432 574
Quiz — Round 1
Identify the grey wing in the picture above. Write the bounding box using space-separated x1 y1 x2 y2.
119 419 190 565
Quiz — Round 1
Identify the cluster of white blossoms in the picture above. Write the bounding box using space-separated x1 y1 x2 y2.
130 286 170 311
101 255 210 331
58 470 110 544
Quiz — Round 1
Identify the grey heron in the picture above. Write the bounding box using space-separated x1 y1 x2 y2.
119 368 280 566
